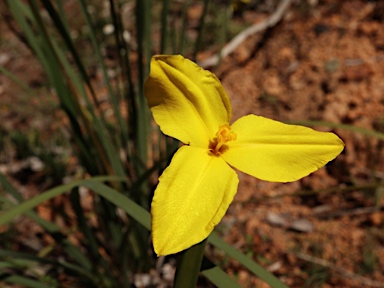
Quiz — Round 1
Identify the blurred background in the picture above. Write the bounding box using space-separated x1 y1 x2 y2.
0 0 384 287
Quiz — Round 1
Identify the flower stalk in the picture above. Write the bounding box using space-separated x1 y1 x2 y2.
173 238 208 288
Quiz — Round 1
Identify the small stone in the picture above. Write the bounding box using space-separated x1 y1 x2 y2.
290 219 313 233
266 212 288 227
0 53 11 65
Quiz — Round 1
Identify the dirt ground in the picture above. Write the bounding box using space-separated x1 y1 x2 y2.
215 1 384 287
1 0 384 287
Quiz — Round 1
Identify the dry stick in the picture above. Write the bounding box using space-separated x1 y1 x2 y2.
294 252 384 288
315 206 383 219
198 0 293 68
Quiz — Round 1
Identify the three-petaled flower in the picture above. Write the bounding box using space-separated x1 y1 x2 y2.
144 55 344 256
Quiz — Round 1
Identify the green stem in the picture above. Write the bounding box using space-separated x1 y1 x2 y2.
192 0 210 62
173 238 208 288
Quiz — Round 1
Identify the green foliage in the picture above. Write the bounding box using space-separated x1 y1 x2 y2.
9 130 35 160
0 175 288 287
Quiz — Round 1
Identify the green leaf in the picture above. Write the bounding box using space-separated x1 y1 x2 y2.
208 232 289 288
0 176 126 227
0 249 96 282
0 65 35 95
0 173 94 270
0 274 51 288
201 266 241 288
82 181 151 230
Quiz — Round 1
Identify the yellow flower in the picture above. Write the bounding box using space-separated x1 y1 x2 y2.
144 55 344 256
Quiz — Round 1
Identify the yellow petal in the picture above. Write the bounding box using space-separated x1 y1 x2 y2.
151 146 239 256
144 55 232 147
222 115 344 182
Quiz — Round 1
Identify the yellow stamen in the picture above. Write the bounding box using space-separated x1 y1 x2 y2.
210 124 237 155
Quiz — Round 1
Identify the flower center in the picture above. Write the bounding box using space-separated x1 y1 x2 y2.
209 124 237 155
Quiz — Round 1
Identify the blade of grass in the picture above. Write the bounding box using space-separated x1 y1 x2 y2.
0 174 124 271
208 232 289 288
1 175 130 262
0 274 50 288
108 0 137 154
5 0 150 282
82 181 150 229
77 0 129 149
40 0 103 117
29 0 126 179
64 0 128 178
215 3 231 70
30 0 139 247
135 0 152 170
6 0 50 76
25 0 110 176
160 0 170 54
0 65 35 95
170 12 178 54
69 188 109 271
10 0 107 176
0 176 126 227
55 0 70 41
0 249 97 283
0 259 36 268
178 0 190 55
201 266 241 288
192 0 210 61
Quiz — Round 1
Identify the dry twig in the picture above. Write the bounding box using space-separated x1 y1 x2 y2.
198 0 292 68
315 206 383 219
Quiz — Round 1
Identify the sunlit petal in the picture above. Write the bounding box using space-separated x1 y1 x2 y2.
151 146 239 256
222 115 344 182
144 55 232 147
